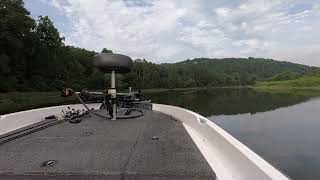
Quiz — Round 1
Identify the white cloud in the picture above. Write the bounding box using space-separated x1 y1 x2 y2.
44 0 320 65
215 7 230 17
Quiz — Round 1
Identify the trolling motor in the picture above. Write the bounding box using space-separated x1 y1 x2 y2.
61 53 151 120
94 53 133 120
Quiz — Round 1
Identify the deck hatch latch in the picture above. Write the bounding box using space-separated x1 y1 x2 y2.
152 136 159 140
41 160 57 167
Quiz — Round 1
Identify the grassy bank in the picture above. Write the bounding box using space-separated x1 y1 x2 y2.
0 92 77 115
255 75 320 90
255 75 320 97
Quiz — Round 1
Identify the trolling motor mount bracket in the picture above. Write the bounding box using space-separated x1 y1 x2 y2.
108 89 116 96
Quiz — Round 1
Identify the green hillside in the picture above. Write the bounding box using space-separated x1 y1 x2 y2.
174 58 318 79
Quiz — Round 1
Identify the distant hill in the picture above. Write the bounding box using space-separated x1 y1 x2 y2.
170 57 320 80
125 57 320 89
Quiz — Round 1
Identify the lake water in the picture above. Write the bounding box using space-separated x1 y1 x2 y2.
146 88 320 180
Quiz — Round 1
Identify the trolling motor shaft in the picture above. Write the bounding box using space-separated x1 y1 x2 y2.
93 53 133 120
109 70 116 120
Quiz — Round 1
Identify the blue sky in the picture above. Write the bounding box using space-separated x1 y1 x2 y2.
24 0 320 65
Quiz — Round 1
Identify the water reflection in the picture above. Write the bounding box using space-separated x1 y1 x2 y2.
146 88 310 116
146 88 320 180
210 98 320 180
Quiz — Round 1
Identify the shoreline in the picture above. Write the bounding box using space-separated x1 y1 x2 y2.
1 86 320 115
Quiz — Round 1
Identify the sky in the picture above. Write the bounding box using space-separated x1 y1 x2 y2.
24 0 320 66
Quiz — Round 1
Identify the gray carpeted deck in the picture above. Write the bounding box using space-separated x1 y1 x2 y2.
0 109 216 180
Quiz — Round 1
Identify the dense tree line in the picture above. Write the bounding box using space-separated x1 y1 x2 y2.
124 57 319 89
0 0 100 91
1 0 319 92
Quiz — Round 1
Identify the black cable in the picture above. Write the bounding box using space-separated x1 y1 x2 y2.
75 92 144 119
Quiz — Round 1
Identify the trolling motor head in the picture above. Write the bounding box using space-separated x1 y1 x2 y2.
93 53 133 73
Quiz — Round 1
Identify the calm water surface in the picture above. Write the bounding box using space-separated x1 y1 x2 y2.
146 88 320 180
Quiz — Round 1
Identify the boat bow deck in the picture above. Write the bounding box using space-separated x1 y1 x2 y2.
0 109 216 180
